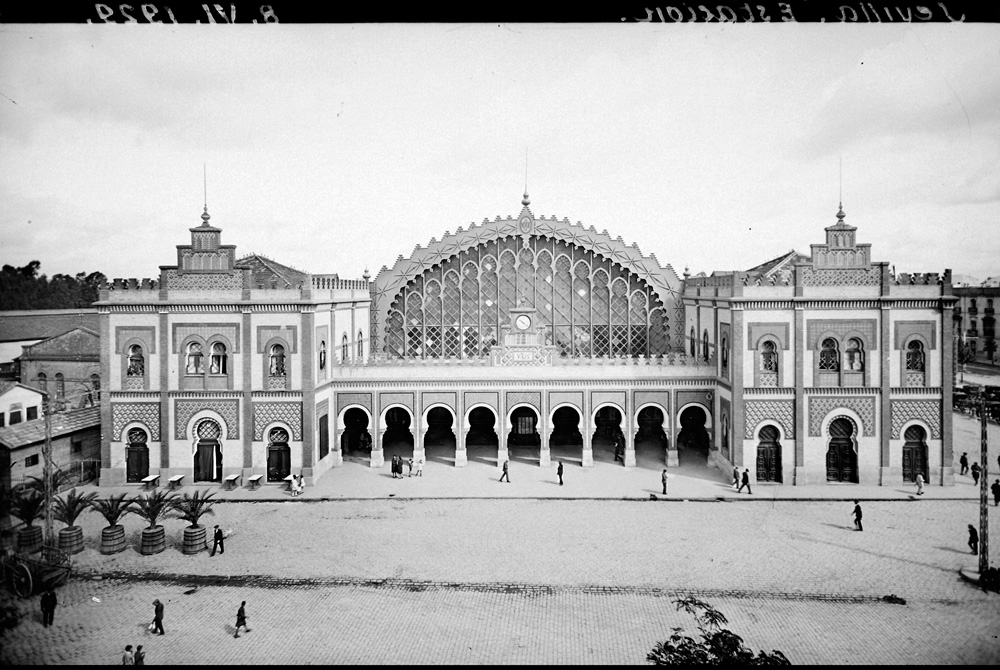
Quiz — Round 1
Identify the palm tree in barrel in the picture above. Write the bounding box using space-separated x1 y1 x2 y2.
9 488 46 553
90 493 134 555
26 467 75 497
51 488 99 555
169 490 218 554
129 489 178 556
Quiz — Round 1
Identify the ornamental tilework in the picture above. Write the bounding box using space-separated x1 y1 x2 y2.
336 393 372 414
174 400 240 440
112 403 160 441
891 401 941 439
808 397 875 436
506 391 541 412
165 269 243 290
744 401 794 439
806 320 877 349
254 402 303 441
800 267 880 286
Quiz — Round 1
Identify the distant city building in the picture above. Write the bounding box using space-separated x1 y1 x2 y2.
97 196 955 488
951 283 998 366
0 309 99 377
17 327 101 410
0 405 101 494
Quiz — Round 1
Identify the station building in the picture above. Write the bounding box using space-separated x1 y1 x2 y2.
97 195 955 487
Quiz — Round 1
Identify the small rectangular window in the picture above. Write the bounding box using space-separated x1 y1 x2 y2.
72 439 83 454
0 413 5 428
25 454 40 467
27 406 38 421
9 410 22 425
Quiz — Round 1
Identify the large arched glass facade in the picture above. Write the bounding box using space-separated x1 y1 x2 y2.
382 237 671 359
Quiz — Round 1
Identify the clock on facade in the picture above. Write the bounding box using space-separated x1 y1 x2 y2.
515 314 532 330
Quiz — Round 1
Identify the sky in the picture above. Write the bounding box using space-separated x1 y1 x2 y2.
1 23 998 286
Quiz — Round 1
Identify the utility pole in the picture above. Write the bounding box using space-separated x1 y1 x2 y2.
42 392 54 547
979 395 990 575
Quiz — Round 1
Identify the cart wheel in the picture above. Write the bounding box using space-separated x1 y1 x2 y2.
11 562 33 598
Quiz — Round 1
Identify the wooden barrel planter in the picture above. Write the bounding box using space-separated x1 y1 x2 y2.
140 526 166 556
182 525 207 555
100 525 127 555
16 525 43 553
58 526 85 555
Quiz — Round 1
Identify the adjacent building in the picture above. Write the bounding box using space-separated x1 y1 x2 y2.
97 196 955 488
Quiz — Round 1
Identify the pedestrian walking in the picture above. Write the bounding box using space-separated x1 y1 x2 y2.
968 524 979 555
852 500 863 531
661 469 668 495
40 588 56 627
732 467 739 489
407 458 414 477
614 432 625 463
499 459 510 483
134 645 145 666
915 472 925 495
416 459 424 477
211 524 225 556
959 452 969 476
296 474 305 496
151 599 164 635
971 461 981 485
390 455 397 478
234 601 251 638
557 461 564 486
737 468 752 494
122 645 134 665
992 479 1000 507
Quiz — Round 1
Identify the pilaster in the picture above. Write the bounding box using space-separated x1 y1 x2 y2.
241 308 253 472
731 307 745 469
879 304 894 485
159 309 170 471
793 306 806 484
455 394 467 467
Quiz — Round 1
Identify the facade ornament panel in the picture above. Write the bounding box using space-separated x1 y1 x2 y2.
254 402 303 441
174 399 240 439
111 403 160 441
336 392 372 414
890 400 941 439
800 267 880 286
744 400 794 439
505 391 541 412
164 268 243 290
808 396 875 436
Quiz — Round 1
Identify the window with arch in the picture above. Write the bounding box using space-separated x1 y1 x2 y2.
689 327 696 357
760 341 778 372
342 333 349 361
55 372 65 399
382 237 671 359
127 344 145 376
319 341 326 371
702 330 710 363
971 298 977 310
37 372 47 392
720 336 729 375
209 342 228 375
185 342 204 374
845 338 864 372
357 330 364 358
819 338 840 371
905 340 925 371
269 344 286 377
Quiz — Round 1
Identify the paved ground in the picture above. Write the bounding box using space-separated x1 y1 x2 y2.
2 401 998 665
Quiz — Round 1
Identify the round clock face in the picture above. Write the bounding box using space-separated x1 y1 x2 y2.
515 315 531 330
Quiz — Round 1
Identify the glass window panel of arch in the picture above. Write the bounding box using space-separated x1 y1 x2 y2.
383 237 671 359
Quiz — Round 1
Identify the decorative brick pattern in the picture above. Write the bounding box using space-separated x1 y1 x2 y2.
744 401 794 439
800 267 880 286
905 372 925 388
422 392 457 411
115 326 156 353
891 400 941 439
112 403 160 441
506 391 541 412
174 400 240 439
337 393 372 413
806 319 877 349
464 392 498 413
165 268 243 290
677 390 713 410
267 375 287 390
758 372 778 387
172 324 240 352
254 402 303 441
257 326 298 353
747 322 789 350
124 377 145 391
808 397 875 436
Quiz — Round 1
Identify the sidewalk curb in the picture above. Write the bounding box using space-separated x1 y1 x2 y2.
205 495 984 504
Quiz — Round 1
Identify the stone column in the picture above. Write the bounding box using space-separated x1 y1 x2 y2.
335 426 346 465
497 395 508 468
667 390 679 467
793 306 806 485
371 427 386 468
879 304 894 486
624 397 636 467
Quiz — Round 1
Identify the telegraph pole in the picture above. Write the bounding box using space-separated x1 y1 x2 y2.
979 396 990 575
42 393 54 547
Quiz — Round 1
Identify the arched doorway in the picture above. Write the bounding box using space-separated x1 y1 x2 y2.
755 425 782 483
507 406 540 463
592 406 624 462
550 406 583 462
341 407 372 455
466 406 499 463
634 405 668 462
902 425 928 484
678 406 710 464
193 419 223 483
424 406 457 461
383 407 414 459
266 427 291 482
126 427 149 483
826 417 858 483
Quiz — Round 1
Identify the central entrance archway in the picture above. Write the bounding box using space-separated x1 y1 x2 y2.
634 405 668 465
677 405 710 465
755 425 782 483
592 406 624 464
341 407 372 456
902 425 928 483
424 406 457 463
550 406 583 465
466 406 499 464
126 427 149 483
507 406 540 464
382 406 414 462
826 417 858 483
193 419 223 482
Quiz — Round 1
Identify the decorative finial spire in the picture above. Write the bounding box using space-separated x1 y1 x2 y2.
683 266 690 279
836 202 846 222
522 147 530 206
201 163 211 225
363 267 371 282
522 191 530 206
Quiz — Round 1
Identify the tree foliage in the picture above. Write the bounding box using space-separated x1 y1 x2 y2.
168 490 217 528
52 488 99 528
129 490 178 529
8 488 46 528
0 261 105 310
647 597 790 666
89 493 133 528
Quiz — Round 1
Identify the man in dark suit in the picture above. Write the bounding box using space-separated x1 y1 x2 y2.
852 500 863 531
499 459 510 483
40 588 56 627
152 599 165 635
737 468 752 494
211 524 225 556
557 461 563 486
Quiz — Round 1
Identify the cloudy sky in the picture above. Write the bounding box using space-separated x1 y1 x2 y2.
0 23 997 285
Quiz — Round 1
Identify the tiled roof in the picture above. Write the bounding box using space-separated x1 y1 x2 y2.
745 250 811 277
236 254 310 289
0 380 45 398
0 405 101 450
0 310 100 343
19 327 100 359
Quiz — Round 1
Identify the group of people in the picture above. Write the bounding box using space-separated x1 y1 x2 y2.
290 473 305 496
120 645 145 665
732 467 752 494
390 454 423 478
119 600 248 662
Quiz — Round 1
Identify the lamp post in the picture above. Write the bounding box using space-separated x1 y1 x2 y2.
979 395 990 575
41 393 54 547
